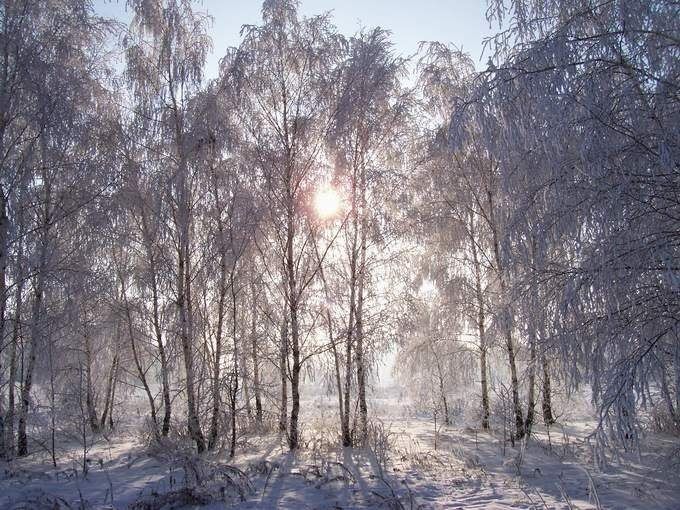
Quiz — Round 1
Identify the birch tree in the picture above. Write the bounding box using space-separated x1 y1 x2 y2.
228 0 341 449
459 0 680 448
124 0 211 453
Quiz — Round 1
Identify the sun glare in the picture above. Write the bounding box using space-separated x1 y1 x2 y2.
314 186 341 219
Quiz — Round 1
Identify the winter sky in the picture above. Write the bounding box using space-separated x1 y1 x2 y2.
94 0 496 77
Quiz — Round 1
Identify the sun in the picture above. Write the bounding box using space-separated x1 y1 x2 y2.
314 186 341 219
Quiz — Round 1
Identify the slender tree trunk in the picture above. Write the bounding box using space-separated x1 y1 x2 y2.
342 176 359 447
207 157 237 449
526 235 548 438
660 368 678 428
139 205 172 437
314 239 345 440
156 327 171 436
541 355 555 425
6 226 25 456
172 97 205 452
480 347 490 429
48 330 57 467
525 326 537 437
355 183 368 442
286 197 302 449
99 358 114 430
469 210 490 430
239 293 251 425
0 192 8 457
525 244 540 437
6 297 20 455
139 212 172 437
229 278 239 458
486 189 524 439
151 274 171 437
122 284 159 438
208 250 228 450
108 359 119 430
434 356 450 426
84 330 101 433
250 281 263 425
177 241 205 453
18 266 45 456
100 324 120 431
505 326 524 438
288 329 301 450
278 318 288 433
116 262 157 435
242 348 252 423
18 179 51 457
342 288 355 447
328 308 345 437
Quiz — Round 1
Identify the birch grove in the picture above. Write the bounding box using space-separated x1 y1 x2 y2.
0 0 676 484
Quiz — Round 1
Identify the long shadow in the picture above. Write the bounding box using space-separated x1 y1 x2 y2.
256 449 295 508
341 447 374 503
342 445 451 508
410 420 678 510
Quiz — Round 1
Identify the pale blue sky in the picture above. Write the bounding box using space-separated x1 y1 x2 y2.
95 1 494 77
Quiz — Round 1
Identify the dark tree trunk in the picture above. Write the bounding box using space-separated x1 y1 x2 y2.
18 179 50 457
18 274 44 457
151 275 172 437
342 177 359 447
208 249 228 450
178 247 205 453
541 355 555 425
314 239 345 444
468 210 490 430
480 347 490 430
229 279 239 458
525 328 537 437
123 287 159 438
355 185 368 442
487 190 524 440
6 233 25 456
100 334 119 431
108 359 119 430
278 319 288 433
250 282 263 425
84 330 101 434
438 364 450 426
139 211 172 437
286 208 302 449
0 193 8 457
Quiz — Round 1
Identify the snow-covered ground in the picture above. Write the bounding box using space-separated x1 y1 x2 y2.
2 396 679 509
